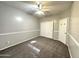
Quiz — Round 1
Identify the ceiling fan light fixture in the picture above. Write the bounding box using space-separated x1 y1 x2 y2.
34 1 45 16
35 11 45 16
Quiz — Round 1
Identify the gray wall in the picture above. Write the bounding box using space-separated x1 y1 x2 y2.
66 2 79 58
0 3 40 50
59 2 79 57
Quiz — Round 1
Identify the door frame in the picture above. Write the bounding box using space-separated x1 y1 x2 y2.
58 17 69 44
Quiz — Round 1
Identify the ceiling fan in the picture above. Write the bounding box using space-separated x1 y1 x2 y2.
34 1 45 16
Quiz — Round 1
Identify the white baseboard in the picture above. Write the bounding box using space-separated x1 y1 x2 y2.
67 44 72 58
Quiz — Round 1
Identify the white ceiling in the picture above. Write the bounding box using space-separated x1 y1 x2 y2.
0 1 73 18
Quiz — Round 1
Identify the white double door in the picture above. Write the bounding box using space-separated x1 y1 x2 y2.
40 17 68 44
40 19 53 38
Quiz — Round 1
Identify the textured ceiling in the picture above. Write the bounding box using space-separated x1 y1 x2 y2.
0 1 73 18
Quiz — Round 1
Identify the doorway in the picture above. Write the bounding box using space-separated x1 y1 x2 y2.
58 18 68 44
40 18 53 39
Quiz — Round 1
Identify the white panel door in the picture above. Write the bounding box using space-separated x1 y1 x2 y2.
40 19 53 38
58 18 67 44
45 20 53 38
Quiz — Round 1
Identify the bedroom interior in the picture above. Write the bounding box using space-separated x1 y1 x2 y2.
0 1 79 58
